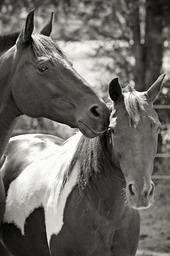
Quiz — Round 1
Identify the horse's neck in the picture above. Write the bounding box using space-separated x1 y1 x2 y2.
0 95 20 158
0 46 15 95
81 144 126 219
0 49 21 159
76 134 125 207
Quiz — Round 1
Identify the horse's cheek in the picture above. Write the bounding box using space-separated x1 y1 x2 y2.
11 75 43 117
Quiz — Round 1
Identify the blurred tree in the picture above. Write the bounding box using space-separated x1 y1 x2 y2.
59 0 170 90
0 0 62 33
1 0 170 89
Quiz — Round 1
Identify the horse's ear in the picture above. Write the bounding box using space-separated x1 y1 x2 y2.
109 78 122 102
146 74 166 103
40 12 54 36
17 9 34 46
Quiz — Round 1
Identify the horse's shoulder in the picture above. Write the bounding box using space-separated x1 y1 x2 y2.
1 134 62 193
33 134 65 146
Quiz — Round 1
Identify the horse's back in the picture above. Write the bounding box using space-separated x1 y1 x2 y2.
1 134 64 192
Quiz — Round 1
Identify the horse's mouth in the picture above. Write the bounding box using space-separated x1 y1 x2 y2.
126 195 154 210
130 202 152 210
77 121 101 138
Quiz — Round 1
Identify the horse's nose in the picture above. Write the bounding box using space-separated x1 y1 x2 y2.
127 181 155 208
77 103 109 138
128 181 155 198
145 182 155 198
88 104 102 119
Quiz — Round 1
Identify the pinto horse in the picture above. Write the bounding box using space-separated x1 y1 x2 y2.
0 10 109 225
0 74 165 256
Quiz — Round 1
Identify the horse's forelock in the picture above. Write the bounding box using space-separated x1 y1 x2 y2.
31 34 62 61
123 88 146 127
31 34 72 66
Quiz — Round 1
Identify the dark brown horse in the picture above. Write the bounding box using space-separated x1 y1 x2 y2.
0 10 110 225
0 74 165 256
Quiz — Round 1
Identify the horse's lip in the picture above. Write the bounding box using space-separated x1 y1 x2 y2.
130 203 151 210
77 121 101 138
127 193 152 210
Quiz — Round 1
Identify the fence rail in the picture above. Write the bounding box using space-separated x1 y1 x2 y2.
154 105 170 163
137 250 170 256
156 153 170 158
154 104 170 109
152 175 170 180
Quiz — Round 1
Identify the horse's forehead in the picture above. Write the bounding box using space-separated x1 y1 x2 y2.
30 35 66 60
112 99 159 129
29 45 71 69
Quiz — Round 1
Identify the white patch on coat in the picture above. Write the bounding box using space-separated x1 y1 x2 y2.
4 133 82 245
45 161 80 245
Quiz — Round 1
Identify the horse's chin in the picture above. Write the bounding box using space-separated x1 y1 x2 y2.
127 198 153 210
77 121 101 138
130 204 151 210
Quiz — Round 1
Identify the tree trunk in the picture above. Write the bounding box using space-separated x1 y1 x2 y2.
133 0 164 91
131 1 145 91
144 0 164 89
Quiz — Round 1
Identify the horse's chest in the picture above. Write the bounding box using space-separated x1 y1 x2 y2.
2 207 51 256
3 159 80 255
50 218 115 256
48 189 117 256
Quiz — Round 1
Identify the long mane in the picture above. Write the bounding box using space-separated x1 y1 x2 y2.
122 86 146 127
66 132 111 188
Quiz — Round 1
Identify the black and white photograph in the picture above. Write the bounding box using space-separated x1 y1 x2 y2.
0 0 169 255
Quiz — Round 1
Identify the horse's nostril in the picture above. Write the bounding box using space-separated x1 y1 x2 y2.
88 105 101 119
128 183 135 196
149 183 155 197
143 189 148 198
142 183 155 199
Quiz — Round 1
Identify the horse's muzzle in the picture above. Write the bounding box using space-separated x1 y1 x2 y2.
126 180 155 209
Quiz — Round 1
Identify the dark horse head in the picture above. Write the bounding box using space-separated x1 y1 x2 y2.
108 75 165 209
0 10 109 138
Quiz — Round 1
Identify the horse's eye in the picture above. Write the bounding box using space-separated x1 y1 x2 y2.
38 65 48 72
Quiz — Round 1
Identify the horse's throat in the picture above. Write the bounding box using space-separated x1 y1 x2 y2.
0 94 21 159
83 170 126 223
